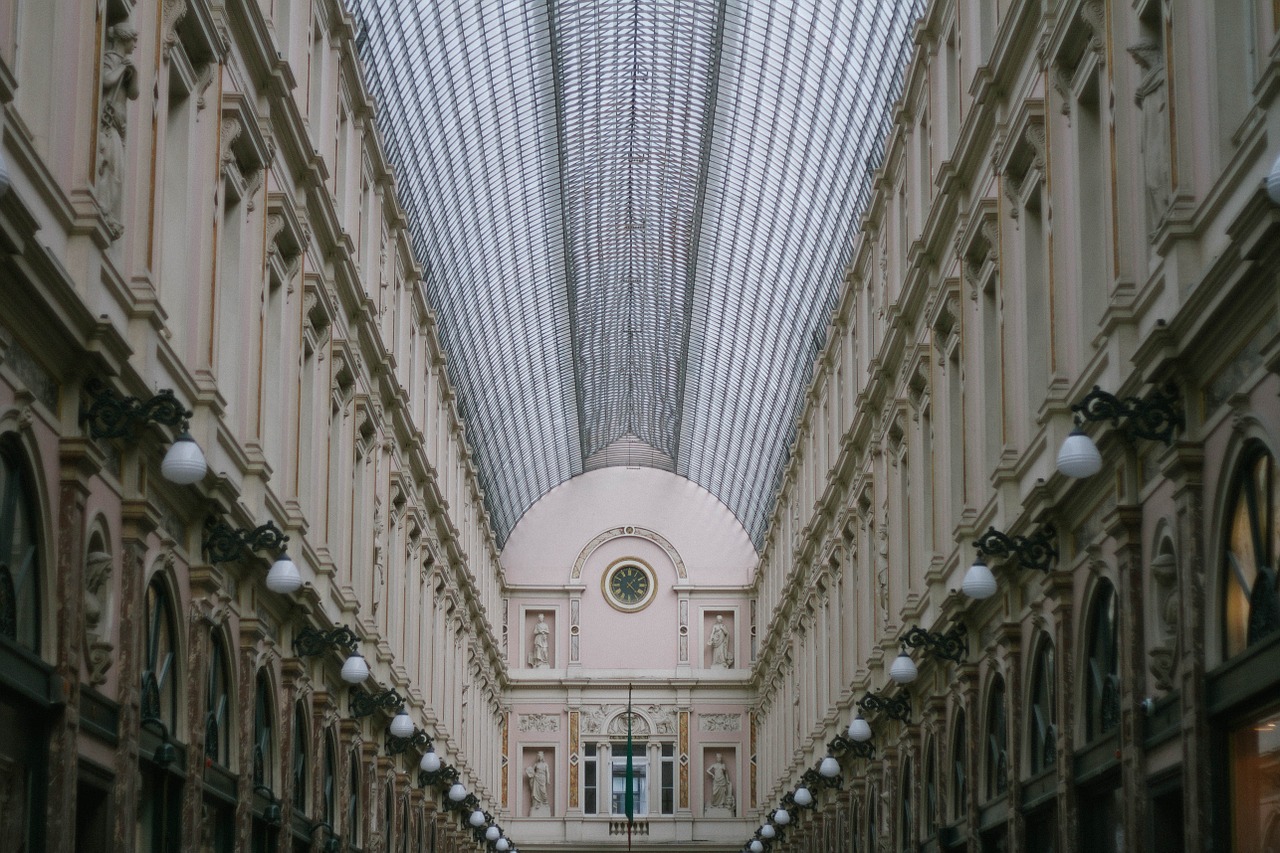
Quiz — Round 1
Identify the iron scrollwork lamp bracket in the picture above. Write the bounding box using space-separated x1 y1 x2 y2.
419 761 460 790
203 518 289 565
443 790 479 815
828 733 876 761
902 623 968 664
81 379 192 439
254 784 283 825
469 812 495 843
294 624 361 657
799 766 835 794
351 687 403 719
974 525 1058 573
387 727 433 756
858 691 911 725
1071 384 1182 445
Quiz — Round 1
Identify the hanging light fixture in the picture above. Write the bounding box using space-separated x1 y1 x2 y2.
495 839 510 852
793 787 813 807
265 551 303 594
389 708 416 739
888 647 918 684
448 783 467 802
160 431 208 484
847 713 872 743
961 555 998 599
749 840 765 853
759 825 776 840
80 380 208 484
341 650 370 684
818 755 840 779
773 808 790 826
485 826 502 843
469 810 486 828
1055 426 1103 478
420 749 442 773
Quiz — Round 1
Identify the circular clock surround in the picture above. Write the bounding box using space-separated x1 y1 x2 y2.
602 558 658 612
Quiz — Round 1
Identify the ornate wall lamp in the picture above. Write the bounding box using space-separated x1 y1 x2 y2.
468 809 494 842
350 686 403 719
902 624 967 664
293 625 370 684
386 713 432 755
203 518 302 594
1056 384 1182 478
858 691 911 724
253 784 283 825
962 525 1057 599
81 379 207 484
140 716 177 768
418 757 459 789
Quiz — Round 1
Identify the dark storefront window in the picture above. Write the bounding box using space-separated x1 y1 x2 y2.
1085 580 1119 741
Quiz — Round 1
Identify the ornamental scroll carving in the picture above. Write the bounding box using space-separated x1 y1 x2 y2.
518 713 560 733
698 714 742 732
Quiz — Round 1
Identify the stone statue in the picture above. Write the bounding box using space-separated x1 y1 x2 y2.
526 751 550 814
528 613 550 668
84 549 114 686
96 21 140 240
707 615 733 668
706 753 734 813
1129 40 1171 234
875 522 890 630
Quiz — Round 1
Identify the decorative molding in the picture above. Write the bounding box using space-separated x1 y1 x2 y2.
571 526 686 579
698 714 742 732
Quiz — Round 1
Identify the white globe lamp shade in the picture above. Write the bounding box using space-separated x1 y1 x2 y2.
161 432 207 484
485 827 502 843
1056 428 1103 478
818 755 840 779
469 810 486 828
773 809 790 826
1268 150 1280 205
750 841 765 853
389 709 415 739
419 750 441 773
495 839 510 852
447 783 467 802
759 825 775 840
962 557 999 600
341 651 370 684
793 787 813 807
889 649 918 684
848 713 872 743
265 552 303 594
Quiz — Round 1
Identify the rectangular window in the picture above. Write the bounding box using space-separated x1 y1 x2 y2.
583 745 597 815
660 744 675 815
610 747 648 816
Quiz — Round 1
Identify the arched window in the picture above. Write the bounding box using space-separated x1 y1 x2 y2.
0 439 41 651
899 759 913 851
865 785 877 852
1029 640 1057 775
923 737 939 840
323 734 338 827
1085 580 1119 741
950 709 967 822
205 631 231 766
142 578 179 732
348 749 362 850
1225 443 1280 657
293 701 310 813
253 672 274 789
384 780 394 851
984 677 1008 800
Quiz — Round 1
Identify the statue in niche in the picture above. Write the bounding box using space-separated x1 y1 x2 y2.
1129 39 1172 234
707 615 733 668
528 613 550 668
526 751 550 815
875 522 890 630
706 753 734 813
84 549 115 686
96 21 140 240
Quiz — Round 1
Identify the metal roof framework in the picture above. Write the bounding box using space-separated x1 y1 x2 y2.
352 0 923 549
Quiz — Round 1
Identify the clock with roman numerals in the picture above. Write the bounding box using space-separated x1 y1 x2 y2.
602 559 657 612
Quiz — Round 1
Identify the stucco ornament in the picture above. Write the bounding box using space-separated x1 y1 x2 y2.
84 549 114 686
707 615 733 668
1129 39 1171 234
97 21 140 240
698 714 741 732
518 713 560 733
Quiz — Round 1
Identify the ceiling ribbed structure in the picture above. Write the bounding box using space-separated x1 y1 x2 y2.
352 0 923 549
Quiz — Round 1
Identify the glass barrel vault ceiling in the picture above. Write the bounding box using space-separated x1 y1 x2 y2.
351 0 924 550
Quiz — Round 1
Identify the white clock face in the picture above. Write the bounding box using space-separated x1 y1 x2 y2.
603 560 657 612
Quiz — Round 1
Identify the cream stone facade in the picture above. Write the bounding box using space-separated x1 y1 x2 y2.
0 1 1278 853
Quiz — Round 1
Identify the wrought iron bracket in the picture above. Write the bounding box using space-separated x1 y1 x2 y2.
81 379 192 440
419 762 460 790
294 624 361 657
351 687 403 719
254 784 283 825
203 518 289 565
387 727 433 756
799 766 836 794
469 812 496 842
443 791 479 814
858 691 911 724
902 623 968 664
827 735 875 761
973 525 1057 572
1071 383 1182 445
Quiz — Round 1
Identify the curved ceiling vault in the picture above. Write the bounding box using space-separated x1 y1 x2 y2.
351 0 924 549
